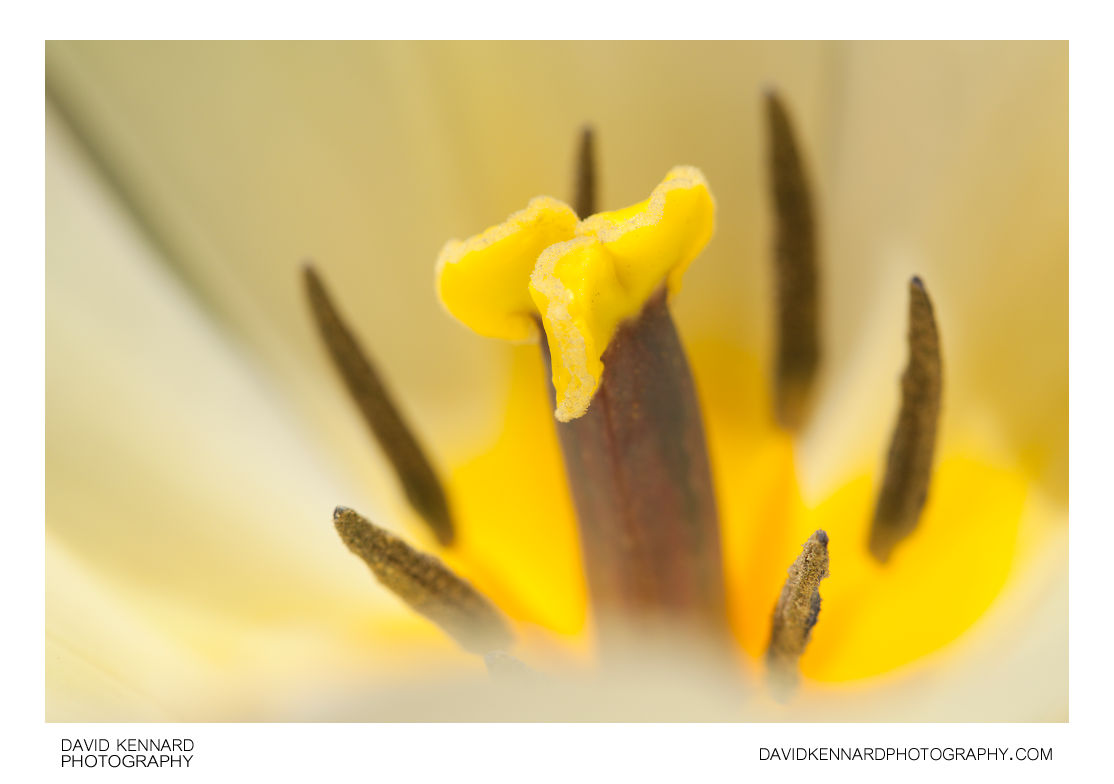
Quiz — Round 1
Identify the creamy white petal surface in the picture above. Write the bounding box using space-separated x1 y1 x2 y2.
801 42 1067 502
47 109 476 720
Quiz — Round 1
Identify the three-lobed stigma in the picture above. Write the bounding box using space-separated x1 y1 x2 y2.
436 167 714 422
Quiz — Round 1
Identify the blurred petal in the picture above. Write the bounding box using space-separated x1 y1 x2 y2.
44 41 836 449
47 538 207 721
47 106 483 718
801 41 1067 500
48 106 365 614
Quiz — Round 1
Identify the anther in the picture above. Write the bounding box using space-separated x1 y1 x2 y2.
572 125 596 218
765 89 820 431
868 277 943 563
766 530 830 699
333 506 511 654
304 264 455 546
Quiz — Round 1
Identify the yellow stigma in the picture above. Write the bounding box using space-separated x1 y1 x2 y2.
436 197 579 342
531 166 714 420
437 167 715 421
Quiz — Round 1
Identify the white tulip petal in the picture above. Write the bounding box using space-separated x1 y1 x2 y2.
47 107 477 718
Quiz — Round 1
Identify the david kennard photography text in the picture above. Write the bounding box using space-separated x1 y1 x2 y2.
60 738 194 768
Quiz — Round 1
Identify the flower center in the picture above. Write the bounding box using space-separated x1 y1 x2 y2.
305 88 1028 695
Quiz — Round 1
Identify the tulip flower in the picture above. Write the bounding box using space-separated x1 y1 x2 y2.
45 41 1066 721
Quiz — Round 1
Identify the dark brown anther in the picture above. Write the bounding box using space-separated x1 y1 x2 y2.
765 89 820 431
767 530 830 700
541 290 729 656
572 125 597 219
868 277 943 563
304 264 454 546
333 507 511 654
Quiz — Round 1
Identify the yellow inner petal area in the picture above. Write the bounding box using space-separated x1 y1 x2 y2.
447 337 1033 681
436 197 578 342
443 346 592 665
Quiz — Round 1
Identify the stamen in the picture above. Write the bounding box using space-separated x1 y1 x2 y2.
572 125 596 218
304 264 454 546
869 277 943 563
333 506 511 654
765 89 820 431
543 289 729 653
766 530 830 699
